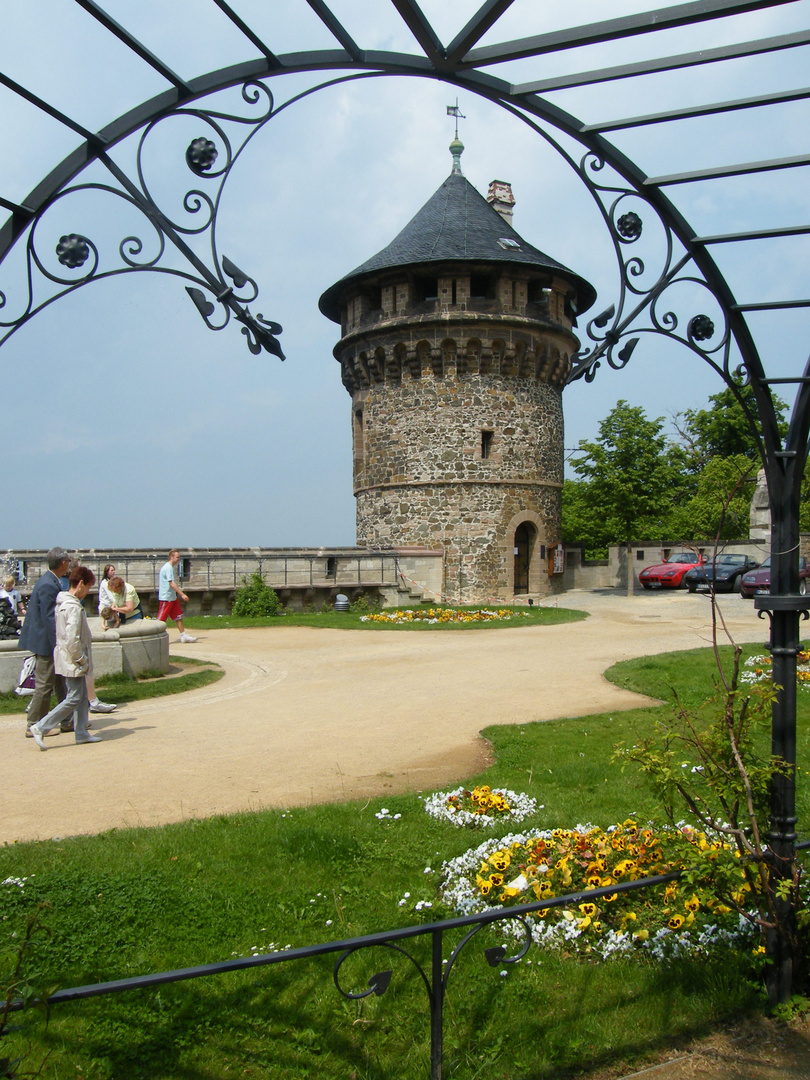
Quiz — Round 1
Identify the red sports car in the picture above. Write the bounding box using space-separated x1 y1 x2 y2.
638 552 702 589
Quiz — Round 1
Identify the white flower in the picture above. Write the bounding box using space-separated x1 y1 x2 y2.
423 787 538 828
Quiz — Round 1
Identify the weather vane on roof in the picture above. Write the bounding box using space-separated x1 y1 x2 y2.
446 99 466 140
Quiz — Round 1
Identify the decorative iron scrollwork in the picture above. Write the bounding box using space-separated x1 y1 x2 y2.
186 137 219 175
688 314 715 342
56 233 92 269
616 211 642 240
334 941 431 1002
568 153 731 389
0 79 284 359
332 915 533 1022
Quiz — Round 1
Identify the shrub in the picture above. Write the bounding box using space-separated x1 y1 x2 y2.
231 573 282 617
349 591 380 613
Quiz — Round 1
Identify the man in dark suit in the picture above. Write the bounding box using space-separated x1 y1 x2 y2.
19 546 72 738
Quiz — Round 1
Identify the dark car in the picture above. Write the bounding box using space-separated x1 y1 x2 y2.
739 556 808 599
684 553 760 593
638 552 703 589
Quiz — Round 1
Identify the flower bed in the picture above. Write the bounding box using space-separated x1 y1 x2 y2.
438 821 757 962
360 608 530 625
741 649 810 688
423 785 539 827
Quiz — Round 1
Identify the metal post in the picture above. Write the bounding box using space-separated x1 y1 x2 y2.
762 461 801 1004
430 929 444 1080
753 362 810 1004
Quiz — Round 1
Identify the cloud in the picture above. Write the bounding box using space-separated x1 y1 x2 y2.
1 2 807 544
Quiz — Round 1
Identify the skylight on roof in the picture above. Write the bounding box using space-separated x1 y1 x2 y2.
498 238 521 250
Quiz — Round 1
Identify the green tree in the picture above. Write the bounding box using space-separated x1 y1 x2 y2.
668 454 757 541
671 385 789 541
675 385 788 472
565 400 687 551
561 478 609 557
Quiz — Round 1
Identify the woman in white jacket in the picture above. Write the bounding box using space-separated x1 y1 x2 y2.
29 566 102 749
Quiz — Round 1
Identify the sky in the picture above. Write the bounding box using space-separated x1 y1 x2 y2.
1 0 809 551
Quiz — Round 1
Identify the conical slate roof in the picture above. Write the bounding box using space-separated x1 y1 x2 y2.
318 171 596 322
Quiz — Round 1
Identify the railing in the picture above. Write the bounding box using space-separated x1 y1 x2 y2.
9 851 806 1080
11 551 405 597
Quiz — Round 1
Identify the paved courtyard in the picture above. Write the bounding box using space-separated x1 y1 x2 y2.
0 589 770 844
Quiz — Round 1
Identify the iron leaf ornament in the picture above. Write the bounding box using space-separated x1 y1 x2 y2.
1 79 284 361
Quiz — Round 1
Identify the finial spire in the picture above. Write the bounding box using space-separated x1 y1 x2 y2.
446 99 466 175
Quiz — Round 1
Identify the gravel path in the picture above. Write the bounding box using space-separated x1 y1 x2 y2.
0 589 769 844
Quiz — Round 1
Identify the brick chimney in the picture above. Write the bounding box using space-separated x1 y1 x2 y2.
487 180 515 226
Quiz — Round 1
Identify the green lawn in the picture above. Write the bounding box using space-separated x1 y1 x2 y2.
1 636 807 1080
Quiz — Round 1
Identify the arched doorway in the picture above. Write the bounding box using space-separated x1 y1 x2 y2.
513 521 536 596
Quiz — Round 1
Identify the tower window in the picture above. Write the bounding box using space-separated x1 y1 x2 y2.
481 430 494 459
415 277 439 302
367 286 382 311
354 409 365 471
527 280 551 303
470 274 493 299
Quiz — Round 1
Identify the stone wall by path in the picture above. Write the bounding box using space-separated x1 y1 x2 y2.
352 370 564 600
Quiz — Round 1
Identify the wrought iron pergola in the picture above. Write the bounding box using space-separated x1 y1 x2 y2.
2 0 808 1001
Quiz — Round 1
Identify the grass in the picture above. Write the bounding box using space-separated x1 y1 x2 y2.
182 602 589 632
0 638 807 1079
0 656 222 716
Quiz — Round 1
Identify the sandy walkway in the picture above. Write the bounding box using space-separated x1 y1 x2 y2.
0 590 768 844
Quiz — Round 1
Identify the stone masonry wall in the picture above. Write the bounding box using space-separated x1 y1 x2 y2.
353 372 564 601
331 270 579 603
355 375 563 489
358 480 561 601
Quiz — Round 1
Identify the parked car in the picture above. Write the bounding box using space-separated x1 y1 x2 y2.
739 556 809 599
638 552 703 589
684 553 760 593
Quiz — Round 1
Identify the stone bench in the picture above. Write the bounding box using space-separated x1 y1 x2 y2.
0 619 170 693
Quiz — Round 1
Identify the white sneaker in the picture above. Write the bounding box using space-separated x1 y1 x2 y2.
30 725 46 751
180 633 198 643
89 700 117 713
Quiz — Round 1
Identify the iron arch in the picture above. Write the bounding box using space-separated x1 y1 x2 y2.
2 0 809 1001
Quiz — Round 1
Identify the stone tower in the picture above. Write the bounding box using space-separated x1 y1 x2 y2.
318 139 595 603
